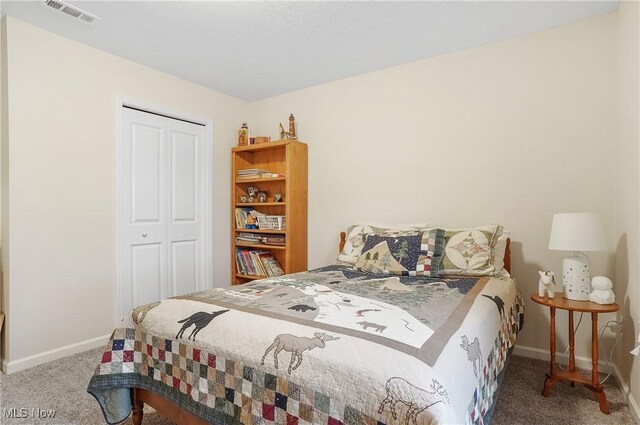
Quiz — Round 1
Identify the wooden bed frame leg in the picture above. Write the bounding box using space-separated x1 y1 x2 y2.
132 388 144 425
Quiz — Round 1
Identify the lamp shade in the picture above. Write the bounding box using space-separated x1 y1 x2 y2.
548 212 607 252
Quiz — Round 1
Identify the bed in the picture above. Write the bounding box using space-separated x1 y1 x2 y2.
88 228 524 425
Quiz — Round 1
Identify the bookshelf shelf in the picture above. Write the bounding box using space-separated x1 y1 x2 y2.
234 274 267 281
236 242 287 250
235 229 286 234
235 177 286 183
235 202 286 207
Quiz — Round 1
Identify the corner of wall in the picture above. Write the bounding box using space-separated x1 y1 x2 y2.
613 362 640 423
1 14 10 366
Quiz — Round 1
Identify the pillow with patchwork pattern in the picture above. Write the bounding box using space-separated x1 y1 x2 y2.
354 229 445 277
337 223 430 265
439 225 504 276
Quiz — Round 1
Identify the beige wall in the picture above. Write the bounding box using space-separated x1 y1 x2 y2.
2 17 244 366
614 0 640 418
248 13 618 360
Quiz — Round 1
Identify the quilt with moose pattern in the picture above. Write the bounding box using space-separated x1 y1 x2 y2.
88 265 523 424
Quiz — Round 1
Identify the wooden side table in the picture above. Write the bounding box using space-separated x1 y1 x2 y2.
531 294 619 414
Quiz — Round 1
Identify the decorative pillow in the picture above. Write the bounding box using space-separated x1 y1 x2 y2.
337 223 430 265
439 225 504 276
354 229 445 277
493 231 511 278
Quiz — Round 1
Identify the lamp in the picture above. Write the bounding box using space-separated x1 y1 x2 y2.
548 213 606 301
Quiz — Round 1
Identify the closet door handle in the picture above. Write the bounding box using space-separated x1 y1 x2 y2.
142 233 148 238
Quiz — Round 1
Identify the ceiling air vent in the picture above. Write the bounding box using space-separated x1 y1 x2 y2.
43 0 101 23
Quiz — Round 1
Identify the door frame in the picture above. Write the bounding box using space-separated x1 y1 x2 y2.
114 96 214 325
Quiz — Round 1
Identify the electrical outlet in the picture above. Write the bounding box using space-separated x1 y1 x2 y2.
608 320 623 334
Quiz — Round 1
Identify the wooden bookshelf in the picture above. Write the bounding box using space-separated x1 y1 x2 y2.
231 140 307 284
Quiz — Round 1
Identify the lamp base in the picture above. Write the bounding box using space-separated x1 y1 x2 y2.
562 255 591 301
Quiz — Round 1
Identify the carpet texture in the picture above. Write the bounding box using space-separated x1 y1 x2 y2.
0 347 636 424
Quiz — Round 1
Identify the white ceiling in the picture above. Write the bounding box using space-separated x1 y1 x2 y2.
1 1 619 101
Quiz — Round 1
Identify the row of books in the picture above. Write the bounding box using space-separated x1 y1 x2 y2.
236 233 286 246
237 168 285 179
235 249 284 277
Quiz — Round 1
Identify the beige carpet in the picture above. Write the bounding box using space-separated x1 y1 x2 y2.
0 347 636 424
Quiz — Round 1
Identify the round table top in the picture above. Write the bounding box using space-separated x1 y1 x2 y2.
530 294 620 313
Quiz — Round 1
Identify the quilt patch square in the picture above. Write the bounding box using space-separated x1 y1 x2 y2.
287 381 301 401
299 402 313 422
123 350 134 363
242 379 253 396
207 353 216 368
251 382 264 399
262 403 275 420
215 370 225 385
199 363 208 378
243 365 254 382
275 392 288 410
315 391 330 414
264 373 277 390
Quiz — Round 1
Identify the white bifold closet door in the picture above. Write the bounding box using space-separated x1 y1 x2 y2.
120 107 205 315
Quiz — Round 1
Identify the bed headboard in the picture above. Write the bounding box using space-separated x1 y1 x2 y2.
338 232 511 274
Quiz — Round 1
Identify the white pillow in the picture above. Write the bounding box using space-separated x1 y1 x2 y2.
337 222 430 265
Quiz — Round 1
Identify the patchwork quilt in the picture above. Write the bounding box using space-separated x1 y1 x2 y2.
88 265 524 425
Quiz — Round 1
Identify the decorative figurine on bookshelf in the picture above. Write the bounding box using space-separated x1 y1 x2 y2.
258 191 268 203
238 122 250 146
239 194 248 203
245 214 258 229
247 186 260 196
279 114 297 140
273 193 283 202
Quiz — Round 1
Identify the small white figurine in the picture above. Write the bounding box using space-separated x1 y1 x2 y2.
589 276 615 304
538 271 558 298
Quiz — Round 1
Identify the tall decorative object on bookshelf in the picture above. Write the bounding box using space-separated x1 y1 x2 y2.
279 114 297 140
231 140 307 284
238 122 249 146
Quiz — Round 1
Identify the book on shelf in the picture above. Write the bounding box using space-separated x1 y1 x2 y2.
237 168 271 179
235 250 246 275
251 251 268 276
263 256 284 276
235 208 247 229
241 250 255 275
236 233 263 244
261 235 286 246
236 169 286 180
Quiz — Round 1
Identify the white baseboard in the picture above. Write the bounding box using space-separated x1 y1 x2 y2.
514 344 639 424
1 334 110 375
612 362 640 424
513 343 612 372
